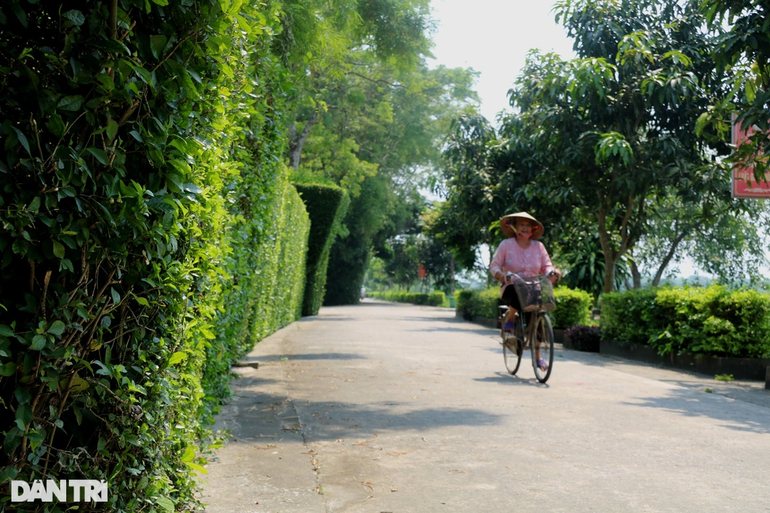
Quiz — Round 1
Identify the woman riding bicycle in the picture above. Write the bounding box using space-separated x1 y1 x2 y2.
489 212 561 370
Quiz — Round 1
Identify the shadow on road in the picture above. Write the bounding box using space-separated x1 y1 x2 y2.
219 390 505 443
240 353 366 363
474 372 549 388
623 389 770 434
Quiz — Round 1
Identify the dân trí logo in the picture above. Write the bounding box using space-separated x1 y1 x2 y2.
11 479 108 503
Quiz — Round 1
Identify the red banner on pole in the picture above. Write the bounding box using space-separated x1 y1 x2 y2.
418 264 427 278
731 116 770 199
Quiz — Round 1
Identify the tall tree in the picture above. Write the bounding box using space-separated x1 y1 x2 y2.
504 0 729 293
698 0 770 181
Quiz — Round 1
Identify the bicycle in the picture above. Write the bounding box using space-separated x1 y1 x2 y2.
499 271 556 383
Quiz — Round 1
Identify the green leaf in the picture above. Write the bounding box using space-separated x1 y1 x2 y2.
30 334 47 351
106 120 119 142
15 403 32 429
181 445 195 462
110 288 121 304
15 387 31 404
57 95 85 111
47 320 66 337
86 147 110 165
12 128 31 156
52 240 65 259
168 352 187 365
0 465 20 483
0 325 14 337
28 196 41 213
135 296 150 307
0 362 16 377
184 461 209 474
155 497 174 512
62 10 85 26
150 35 168 60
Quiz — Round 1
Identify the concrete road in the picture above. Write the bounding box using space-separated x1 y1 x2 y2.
199 301 770 513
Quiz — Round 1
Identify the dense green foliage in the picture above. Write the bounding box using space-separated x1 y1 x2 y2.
601 285 770 358
206 178 309 408
552 287 593 329
454 285 592 329
367 290 445 307
699 0 770 179
0 0 310 510
294 183 349 316
454 288 501 320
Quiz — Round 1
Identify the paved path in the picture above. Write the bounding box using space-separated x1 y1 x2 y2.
199 301 770 513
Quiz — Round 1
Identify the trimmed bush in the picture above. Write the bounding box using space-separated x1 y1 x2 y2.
552 287 593 328
368 291 446 306
453 288 502 320
600 287 659 347
455 290 475 320
455 285 591 327
294 183 349 316
601 285 770 358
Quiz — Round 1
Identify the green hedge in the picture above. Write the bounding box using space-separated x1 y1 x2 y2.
454 288 502 319
0 1 308 511
454 285 591 328
552 287 593 328
601 285 770 358
206 176 310 407
368 291 446 306
294 183 349 316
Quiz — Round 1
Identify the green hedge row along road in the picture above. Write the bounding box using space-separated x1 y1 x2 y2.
0 1 310 511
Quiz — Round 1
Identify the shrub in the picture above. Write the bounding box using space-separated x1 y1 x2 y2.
452 288 502 320
564 325 602 352
368 290 445 306
601 285 770 358
0 1 308 510
455 290 475 320
600 287 659 346
552 287 593 328
294 183 349 316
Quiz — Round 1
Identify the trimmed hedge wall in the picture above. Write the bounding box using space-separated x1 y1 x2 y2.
552 287 593 328
0 1 309 511
205 177 310 407
368 291 446 306
454 285 592 328
601 285 770 358
294 183 349 316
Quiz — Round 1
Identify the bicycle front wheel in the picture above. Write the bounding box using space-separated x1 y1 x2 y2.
502 318 523 375
530 314 554 383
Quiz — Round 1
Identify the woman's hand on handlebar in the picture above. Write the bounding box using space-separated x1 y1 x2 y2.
548 269 562 283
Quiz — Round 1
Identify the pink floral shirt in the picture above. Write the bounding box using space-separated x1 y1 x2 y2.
489 238 554 288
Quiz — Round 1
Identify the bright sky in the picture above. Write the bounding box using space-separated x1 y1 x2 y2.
428 0 575 122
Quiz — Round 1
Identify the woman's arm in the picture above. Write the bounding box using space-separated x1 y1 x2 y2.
538 242 555 275
489 241 507 283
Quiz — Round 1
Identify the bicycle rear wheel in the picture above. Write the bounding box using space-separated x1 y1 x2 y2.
502 317 523 375
530 314 554 383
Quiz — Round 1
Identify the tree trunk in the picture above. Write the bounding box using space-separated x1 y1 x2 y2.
630 259 642 289
288 109 319 170
651 230 690 286
596 210 617 294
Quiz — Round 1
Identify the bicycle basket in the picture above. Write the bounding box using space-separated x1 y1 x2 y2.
512 274 555 312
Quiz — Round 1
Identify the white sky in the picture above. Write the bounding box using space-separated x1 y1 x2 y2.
427 0 575 122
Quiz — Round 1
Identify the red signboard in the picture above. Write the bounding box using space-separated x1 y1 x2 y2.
731 116 770 199
418 264 427 279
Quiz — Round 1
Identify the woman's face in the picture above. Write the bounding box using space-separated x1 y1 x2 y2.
515 219 535 239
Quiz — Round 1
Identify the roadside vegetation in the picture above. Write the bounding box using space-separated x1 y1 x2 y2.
1 0 769 510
